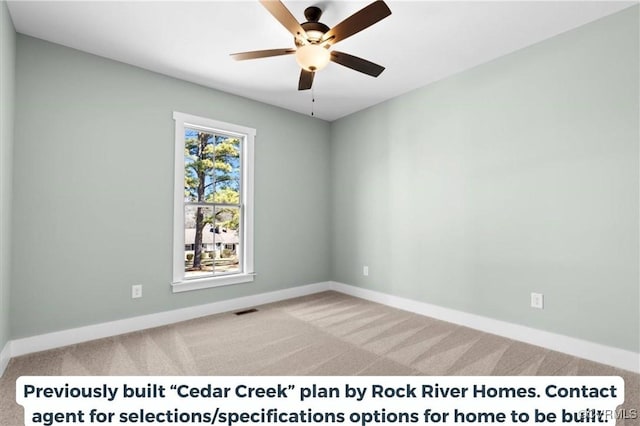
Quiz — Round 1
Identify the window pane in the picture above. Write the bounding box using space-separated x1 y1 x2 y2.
184 205 215 279
214 136 241 203
184 128 216 203
214 205 241 275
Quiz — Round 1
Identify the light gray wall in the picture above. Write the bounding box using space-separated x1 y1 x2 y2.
11 35 331 339
331 6 639 352
0 1 15 352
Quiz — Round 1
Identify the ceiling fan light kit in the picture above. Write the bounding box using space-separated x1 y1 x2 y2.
295 44 330 72
231 0 392 90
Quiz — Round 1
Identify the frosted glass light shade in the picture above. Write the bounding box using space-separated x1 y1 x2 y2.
295 44 330 72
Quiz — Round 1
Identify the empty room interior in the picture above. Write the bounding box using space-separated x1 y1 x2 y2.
0 0 639 424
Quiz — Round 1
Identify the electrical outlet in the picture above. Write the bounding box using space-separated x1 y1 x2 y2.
363 266 369 276
531 292 543 309
132 285 142 299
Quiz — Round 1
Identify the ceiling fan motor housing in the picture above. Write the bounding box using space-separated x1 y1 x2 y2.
299 6 329 44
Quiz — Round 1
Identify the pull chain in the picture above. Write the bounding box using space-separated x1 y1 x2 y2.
311 88 315 117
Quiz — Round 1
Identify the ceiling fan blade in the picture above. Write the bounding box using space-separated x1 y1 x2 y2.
298 69 315 90
230 48 295 61
260 0 307 41
330 51 385 77
322 0 391 45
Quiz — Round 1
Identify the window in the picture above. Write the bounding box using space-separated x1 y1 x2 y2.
172 112 255 292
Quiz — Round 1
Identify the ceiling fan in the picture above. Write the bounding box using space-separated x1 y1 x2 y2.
230 0 392 90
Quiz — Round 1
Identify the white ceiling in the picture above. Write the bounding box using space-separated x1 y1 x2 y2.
6 1 636 121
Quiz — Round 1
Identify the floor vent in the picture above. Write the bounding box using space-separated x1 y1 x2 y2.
235 308 259 316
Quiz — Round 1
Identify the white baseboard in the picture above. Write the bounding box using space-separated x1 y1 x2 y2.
0 340 10 377
10 281 331 358
5 280 638 374
329 281 640 374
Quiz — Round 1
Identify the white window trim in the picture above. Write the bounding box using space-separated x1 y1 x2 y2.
172 111 255 293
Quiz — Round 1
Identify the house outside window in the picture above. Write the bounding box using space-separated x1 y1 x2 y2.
172 112 255 292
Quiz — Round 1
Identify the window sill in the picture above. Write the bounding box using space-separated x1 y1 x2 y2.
172 273 254 293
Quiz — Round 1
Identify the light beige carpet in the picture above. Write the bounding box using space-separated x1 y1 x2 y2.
1 291 638 425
